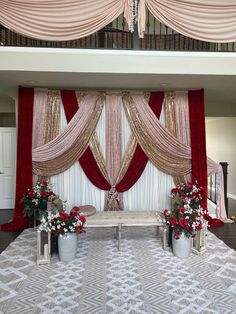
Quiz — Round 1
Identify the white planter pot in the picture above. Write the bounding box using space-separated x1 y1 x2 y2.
172 232 192 259
58 233 78 262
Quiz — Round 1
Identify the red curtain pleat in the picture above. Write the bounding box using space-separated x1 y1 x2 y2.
188 89 208 210
1 86 34 231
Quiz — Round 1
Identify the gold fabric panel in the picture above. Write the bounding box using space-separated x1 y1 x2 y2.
123 93 192 176
44 90 60 144
164 93 177 138
89 133 110 183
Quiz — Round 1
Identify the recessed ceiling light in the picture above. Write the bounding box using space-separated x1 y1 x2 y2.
23 80 38 85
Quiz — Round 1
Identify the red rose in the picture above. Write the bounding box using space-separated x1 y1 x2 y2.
80 215 86 224
185 225 192 231
60 212 68 221
70 212 78 218
171 188 179 194
40 191 47 197
163 209 169 217
72 206 80 212
179 208 185 214
42 181 48 186
196 222 202 230
178 218 187 227
170 217 177 227
75 226 82 233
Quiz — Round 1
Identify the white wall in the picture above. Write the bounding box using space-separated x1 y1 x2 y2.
206 117 236 198
0 95 15 112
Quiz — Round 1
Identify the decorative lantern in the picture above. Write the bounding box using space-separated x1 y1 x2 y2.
36 229 51 264
192 225 207 256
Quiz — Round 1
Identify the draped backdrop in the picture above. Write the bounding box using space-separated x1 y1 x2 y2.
0 87 228 231
1 0 236 42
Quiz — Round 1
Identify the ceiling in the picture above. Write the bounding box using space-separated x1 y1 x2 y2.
0 48 236 116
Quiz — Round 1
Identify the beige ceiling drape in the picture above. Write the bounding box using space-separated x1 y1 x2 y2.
0 0 132 41
1 0 236 42
140 0 236 42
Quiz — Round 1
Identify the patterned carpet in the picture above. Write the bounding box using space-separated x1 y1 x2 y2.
0 227 236 314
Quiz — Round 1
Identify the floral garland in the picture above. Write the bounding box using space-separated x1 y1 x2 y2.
39 208 86 237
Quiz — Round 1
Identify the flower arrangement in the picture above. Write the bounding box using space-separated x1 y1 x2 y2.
22 181 63 223
39 208 86 236
163 182 206 239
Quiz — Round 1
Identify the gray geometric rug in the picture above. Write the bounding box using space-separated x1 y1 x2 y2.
1 227 236 314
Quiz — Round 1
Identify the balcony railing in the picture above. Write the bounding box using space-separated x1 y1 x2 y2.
1 13 236 52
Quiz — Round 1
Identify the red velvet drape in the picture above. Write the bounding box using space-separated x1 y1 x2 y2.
1 87 34 231
188 89 208 210
61 91 164 193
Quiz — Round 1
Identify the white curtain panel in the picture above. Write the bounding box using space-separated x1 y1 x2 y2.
51 96 174 212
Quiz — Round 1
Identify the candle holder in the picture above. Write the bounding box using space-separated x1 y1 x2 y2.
36 229 51 264
192 225 207 256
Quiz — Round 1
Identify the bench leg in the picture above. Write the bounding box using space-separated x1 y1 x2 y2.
118 223 122 251
162 225 168 250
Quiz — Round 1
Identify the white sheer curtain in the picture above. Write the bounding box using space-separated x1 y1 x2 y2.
51 95 174 211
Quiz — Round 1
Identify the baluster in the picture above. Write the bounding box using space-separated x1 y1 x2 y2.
220 162 229 217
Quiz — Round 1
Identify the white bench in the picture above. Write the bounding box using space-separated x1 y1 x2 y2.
85 210 167 250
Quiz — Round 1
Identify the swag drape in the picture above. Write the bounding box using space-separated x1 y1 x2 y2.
0 0 132 41
60 90 164 208
140 0 236 42
1 0 236 42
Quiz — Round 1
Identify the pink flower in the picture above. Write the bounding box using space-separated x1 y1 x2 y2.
28 191 35 198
